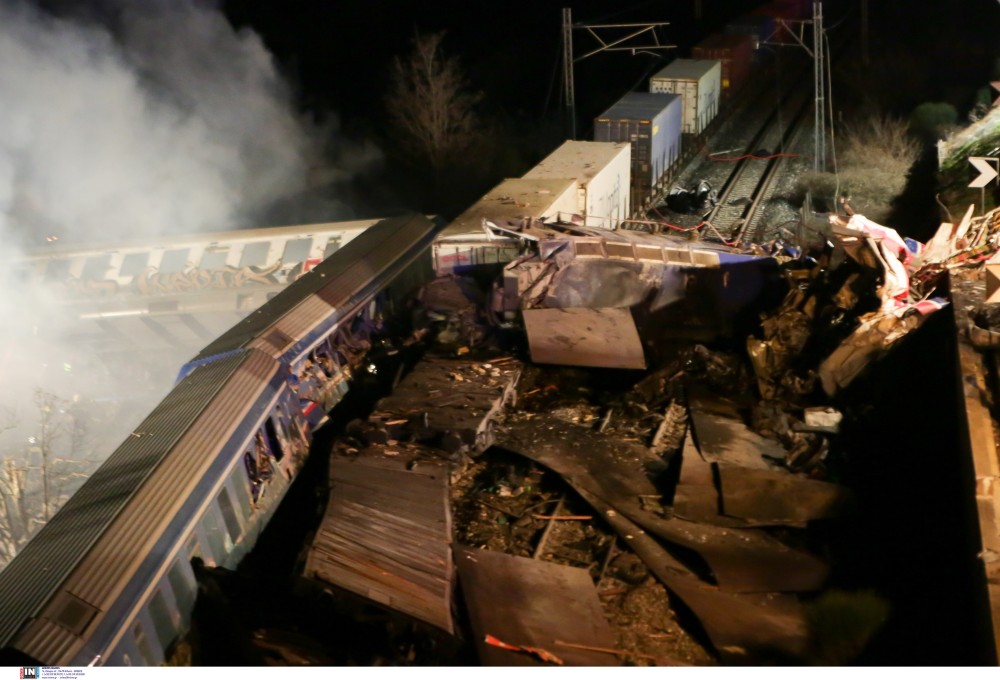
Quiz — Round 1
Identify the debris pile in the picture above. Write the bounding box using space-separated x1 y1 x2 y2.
186 203 1000 666
748 211 950 400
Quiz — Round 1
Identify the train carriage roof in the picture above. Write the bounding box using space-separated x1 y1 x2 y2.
0 349 275 650
187 213 440 367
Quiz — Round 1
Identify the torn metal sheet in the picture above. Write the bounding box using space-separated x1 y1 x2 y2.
672 433 767 528
369 358 522 453
576 487 808 662
716 464 854 524
672 431 720 522
302 444 454 633
689 404 786 470
522 307 646 369
455 546 619 666
499 417 829 593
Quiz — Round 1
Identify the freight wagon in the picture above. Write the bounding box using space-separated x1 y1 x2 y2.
649 59 722 135
522 140 632 229
594 93 682 211
692 33 754 94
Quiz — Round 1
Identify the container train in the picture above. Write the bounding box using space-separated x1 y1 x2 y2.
0 214 440 666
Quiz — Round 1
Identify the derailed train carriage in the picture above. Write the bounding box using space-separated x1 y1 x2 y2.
0 214 440 666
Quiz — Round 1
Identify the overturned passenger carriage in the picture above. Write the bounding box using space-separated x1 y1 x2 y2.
0 214 440 666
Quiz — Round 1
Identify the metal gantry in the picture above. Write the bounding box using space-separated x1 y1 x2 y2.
760 1 828 172
561 8 675 140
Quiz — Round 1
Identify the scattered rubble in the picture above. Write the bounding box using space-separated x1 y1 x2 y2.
188 202 1000 666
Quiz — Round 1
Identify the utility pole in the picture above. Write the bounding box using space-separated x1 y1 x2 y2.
562 8 576 140
760 2 827 172
813 2 826 171
562 9 675 140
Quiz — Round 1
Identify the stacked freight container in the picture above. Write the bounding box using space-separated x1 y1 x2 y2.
691 33 753 94
649 59 722 135
594 92 682 211
522 140 631 229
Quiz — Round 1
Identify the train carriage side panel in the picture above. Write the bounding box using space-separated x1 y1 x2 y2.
1 349 287 665
0 350 264 658
185 214 440 372
246 212 438 368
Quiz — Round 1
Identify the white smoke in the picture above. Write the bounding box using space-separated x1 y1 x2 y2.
0 0 340 245
0 0 371 566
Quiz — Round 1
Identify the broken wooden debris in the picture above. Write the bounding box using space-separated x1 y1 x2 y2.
367 358 522 454
455 546 620 666
302 443 454 634
521 307 646 369
499 417 829 593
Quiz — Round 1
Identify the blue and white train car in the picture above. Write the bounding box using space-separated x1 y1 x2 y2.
0 214 440 666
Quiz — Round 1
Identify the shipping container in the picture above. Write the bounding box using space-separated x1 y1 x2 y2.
523 140 632 229
594 92 682 210
692 33 754 94
649 59 722 135
440 177 579 237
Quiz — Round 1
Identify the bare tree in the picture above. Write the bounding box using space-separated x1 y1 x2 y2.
0 394 103 568
387 31 483 178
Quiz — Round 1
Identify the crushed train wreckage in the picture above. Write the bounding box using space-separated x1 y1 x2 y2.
258 206 999 665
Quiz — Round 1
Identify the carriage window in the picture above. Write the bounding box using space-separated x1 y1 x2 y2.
282 238 312 264
81 254 111 281
121 252 149 277
148 589 176 649
200 508 227 564
44 259 71 282
200 249 229 271
159 249 188 274
168 559 195 615
230 466 252 519
133 622 156 666
323 238 341 259
240 242 270 268
217 487 243 544
185 532 202 562
264 418 284 462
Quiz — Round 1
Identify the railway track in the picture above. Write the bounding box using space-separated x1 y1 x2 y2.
707 83 812 245
645 50 815 245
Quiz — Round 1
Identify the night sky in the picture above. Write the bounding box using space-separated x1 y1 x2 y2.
219 1 1000 122
23 0 1000 220
215 1 1000 213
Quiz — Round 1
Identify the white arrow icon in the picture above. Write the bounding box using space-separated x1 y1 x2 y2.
969 156 999 188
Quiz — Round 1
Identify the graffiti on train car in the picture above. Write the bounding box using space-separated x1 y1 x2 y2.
61 257 323 298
